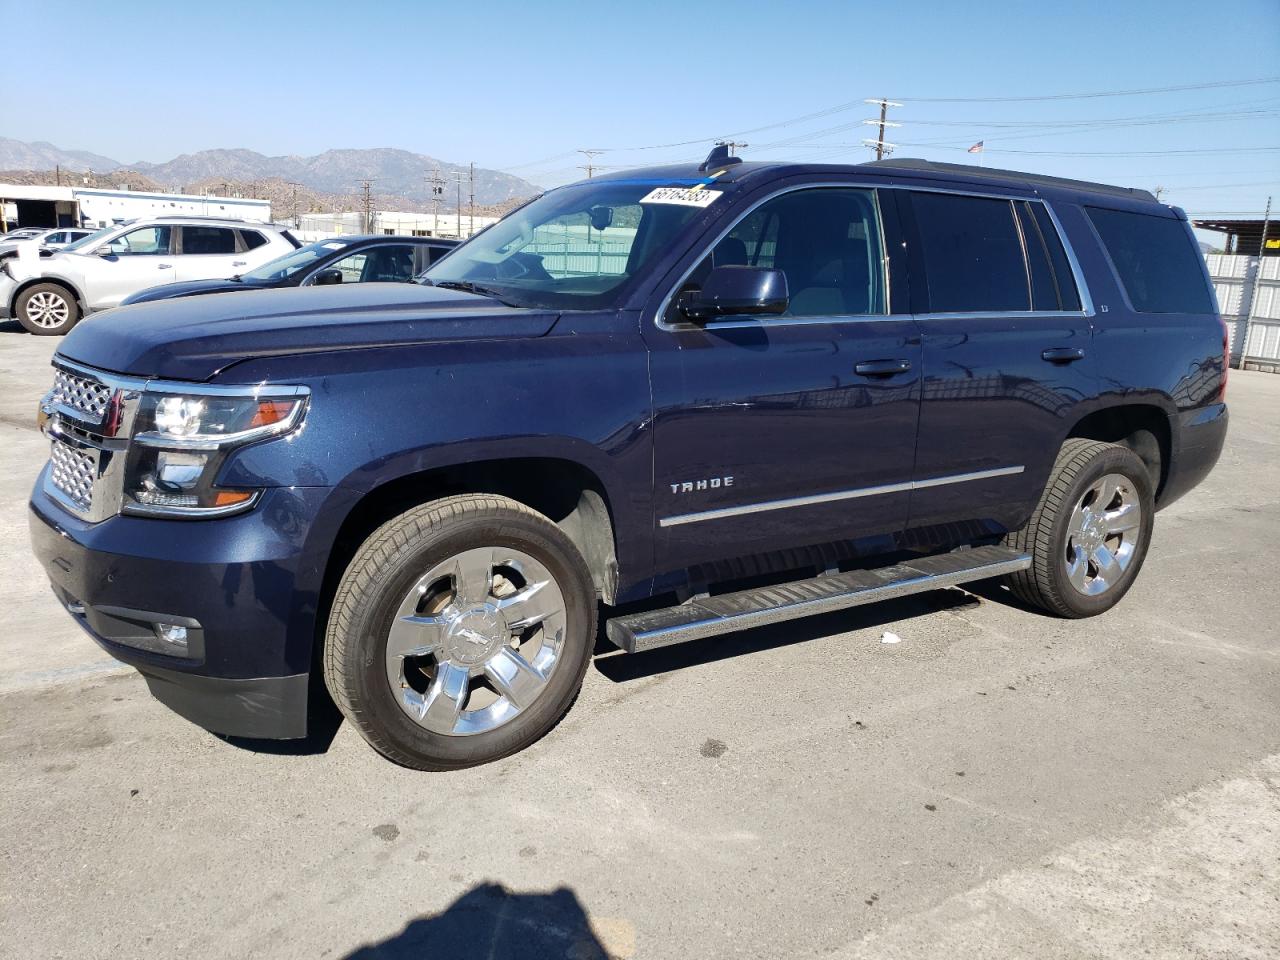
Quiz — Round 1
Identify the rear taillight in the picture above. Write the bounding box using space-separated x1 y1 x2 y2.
1220 317 1230 401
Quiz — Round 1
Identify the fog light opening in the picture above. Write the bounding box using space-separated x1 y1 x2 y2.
152 622 190 652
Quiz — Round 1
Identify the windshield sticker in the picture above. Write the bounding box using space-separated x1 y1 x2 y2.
639 187 723 208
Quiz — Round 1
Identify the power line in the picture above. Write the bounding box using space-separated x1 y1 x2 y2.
502 77 1280 165
901 76 1280 103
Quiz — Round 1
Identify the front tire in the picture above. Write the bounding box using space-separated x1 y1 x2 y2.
323 494 597 770
16 283 81 335
1004 439 1155 618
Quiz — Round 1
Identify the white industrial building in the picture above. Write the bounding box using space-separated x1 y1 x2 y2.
0 182 271 231
296 210 500 243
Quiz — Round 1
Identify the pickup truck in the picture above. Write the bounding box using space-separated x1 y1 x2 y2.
30 149 1228 770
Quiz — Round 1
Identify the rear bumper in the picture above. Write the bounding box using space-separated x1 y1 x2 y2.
1159 401 1228 509
28 478 332 739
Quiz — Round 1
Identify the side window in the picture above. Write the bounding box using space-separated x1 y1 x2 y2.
107 225 172 256
324 251 369 283
910 192 1028 312
180 226 237 255
1086 206 1214 314
360 244 417 282
427 244 452 265
680 187 886 320
239 230 268 251
1016 203 1060 311
1030 204 1081 311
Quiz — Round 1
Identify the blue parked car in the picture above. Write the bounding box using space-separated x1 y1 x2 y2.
30 147 1227 769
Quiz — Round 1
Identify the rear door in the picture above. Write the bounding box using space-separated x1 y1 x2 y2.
897 188 1096 537
645 184 922 581
175 225 243 281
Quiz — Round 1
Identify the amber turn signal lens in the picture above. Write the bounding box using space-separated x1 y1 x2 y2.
248 399 296 429
212 490 255 507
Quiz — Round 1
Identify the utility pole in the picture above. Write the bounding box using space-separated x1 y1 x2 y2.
357 179 376 234
469 161 475 238
577 148 604 178
428 169 444 235
453 173 466 238
1240 195 1273 368
716 140 749 157
285 181 303 227
55 165 61 187
862 98 903 160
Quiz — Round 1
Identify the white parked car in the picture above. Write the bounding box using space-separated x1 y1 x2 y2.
0 217 298 334
0 228 97 258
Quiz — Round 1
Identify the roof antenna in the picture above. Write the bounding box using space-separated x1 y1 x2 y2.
699 142 743 173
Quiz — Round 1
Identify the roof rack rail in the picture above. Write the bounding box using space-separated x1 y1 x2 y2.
860 158 1157 202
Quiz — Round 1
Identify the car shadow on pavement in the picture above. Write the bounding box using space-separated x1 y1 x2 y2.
1 319 26 335
342 882 612 959
593 586 983 683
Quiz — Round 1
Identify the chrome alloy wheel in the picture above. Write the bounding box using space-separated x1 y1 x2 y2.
1064 473 1143 596
26 291 71 328
384 546 568 736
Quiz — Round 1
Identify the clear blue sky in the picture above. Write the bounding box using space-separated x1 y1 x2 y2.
4 0 1278 218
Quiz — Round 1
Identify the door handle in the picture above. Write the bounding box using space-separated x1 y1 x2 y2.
157 263 174 270
232 260 246 267
1041 347 1085 364
854 358 912 377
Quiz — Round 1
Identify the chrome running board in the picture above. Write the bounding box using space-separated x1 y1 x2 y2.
605 545 1030 654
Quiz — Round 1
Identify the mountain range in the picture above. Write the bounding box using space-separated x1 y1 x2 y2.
0 138 540 205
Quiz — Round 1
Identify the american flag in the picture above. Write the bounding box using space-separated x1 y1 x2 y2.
967 141 984 154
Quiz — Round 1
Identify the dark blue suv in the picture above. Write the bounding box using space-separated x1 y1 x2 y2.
29 150 1228 769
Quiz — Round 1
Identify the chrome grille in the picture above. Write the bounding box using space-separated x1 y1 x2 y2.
50 367 112 421
49 437 96 512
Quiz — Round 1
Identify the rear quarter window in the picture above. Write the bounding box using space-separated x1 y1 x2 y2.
1086 207 1214 314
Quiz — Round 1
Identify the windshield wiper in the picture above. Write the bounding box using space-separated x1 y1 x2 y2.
428 279 519 306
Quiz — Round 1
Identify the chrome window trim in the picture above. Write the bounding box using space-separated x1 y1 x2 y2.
659 465 1024 528
652 180 1097 332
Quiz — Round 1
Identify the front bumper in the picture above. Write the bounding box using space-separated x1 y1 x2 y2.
0 272 15 318
29 478 332 739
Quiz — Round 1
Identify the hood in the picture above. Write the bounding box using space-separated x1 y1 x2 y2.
121 278 271 305
58 283 560 381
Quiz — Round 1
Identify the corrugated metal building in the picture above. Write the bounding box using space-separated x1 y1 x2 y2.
1205 253 1280 372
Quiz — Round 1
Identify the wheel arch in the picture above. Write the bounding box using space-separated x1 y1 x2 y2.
10 274 87 315
319 456 623 613
1066 403 1173 501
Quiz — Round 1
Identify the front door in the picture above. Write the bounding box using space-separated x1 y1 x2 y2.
88 224 176 308
644 185 921 586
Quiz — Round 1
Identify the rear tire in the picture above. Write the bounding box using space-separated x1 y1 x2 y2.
15 283 81 335
324 494 597 770
1004 439 1154 618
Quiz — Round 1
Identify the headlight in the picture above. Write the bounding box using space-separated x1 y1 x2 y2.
123 387 308 517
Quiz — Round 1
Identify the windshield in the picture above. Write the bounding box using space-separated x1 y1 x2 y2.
62 225 118 253
421 180 722 309
241 239 351 282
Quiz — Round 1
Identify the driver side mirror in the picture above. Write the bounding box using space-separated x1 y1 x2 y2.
679 266 789 322
313 268 343 286
96 246 119 258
